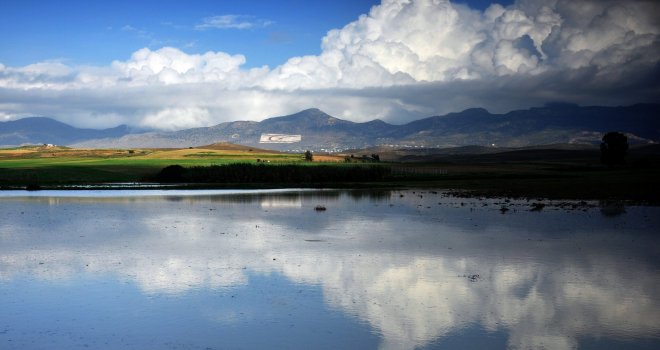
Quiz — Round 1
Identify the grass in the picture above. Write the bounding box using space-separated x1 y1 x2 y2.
421 168 660 202
1 144 659 202
0 145 348 185
0 144 384 186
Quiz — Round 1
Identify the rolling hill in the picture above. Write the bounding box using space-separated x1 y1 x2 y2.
0 117 133 147
4 104 659 151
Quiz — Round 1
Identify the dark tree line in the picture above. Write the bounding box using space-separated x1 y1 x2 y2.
151 163 391 183
344 154 380 163
600 131 628 167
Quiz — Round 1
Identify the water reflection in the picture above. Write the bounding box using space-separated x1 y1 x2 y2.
599 200 627 217
1 190 659 349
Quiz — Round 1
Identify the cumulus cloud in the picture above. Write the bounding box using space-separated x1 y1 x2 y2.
0 0 658 129
110 47 257 86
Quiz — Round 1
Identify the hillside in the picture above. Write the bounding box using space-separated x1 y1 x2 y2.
195 142 280 153
0 117 133 147
4 104 659 151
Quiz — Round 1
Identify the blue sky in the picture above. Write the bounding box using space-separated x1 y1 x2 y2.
0 0 381 67
0 0 374 66
0 0 656 129
0 0 511 68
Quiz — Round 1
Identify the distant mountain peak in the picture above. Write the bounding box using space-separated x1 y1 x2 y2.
5 116 74 128
543 102 580 109
287 108 332 119
7 104 660 151
300 107 324 114
461 107 490 114
0 116 133 147
262 108 349 128
364 119 387 125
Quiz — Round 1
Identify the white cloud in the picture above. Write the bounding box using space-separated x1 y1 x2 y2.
195 15 273 30
110 47 256 86
121 24 150 39
0 0 658 129
141 107 212 130
0 111 21 121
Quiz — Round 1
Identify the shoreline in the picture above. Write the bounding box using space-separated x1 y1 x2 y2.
1 180 659 206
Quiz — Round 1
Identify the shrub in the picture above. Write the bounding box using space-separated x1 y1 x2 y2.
152 163 391 184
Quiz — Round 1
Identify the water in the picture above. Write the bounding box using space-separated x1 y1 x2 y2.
1 189 659 349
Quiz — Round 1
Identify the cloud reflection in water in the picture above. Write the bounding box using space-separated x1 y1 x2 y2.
1 190 659 349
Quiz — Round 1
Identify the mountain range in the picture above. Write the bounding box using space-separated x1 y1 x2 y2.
0 117 132 147
2 104 659 151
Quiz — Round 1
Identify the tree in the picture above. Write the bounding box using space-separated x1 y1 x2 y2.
304 150 313 161
156 165 186 182
600 131 628 167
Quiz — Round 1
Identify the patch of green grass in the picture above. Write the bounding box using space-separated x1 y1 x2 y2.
0 166 143 184
0 154 300 168
0 150 311 185
2 147 659 203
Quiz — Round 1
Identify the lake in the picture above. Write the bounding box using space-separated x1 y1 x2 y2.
1 189 659 349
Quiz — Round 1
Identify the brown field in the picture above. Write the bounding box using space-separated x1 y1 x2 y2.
194 142 278 153
0 143 290 161
310 154 345 162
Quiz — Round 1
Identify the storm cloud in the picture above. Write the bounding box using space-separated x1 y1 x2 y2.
1 0 658 129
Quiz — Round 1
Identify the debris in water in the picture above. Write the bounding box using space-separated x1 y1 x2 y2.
314 205 327 211
530 203 545 212
464 274 481 282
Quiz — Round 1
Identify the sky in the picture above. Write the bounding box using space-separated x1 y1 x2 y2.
0 0 658 130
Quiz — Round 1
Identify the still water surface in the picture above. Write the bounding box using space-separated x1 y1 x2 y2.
1 189 659 349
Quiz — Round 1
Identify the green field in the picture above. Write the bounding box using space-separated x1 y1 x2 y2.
0 145 314 185
2 144 660 203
